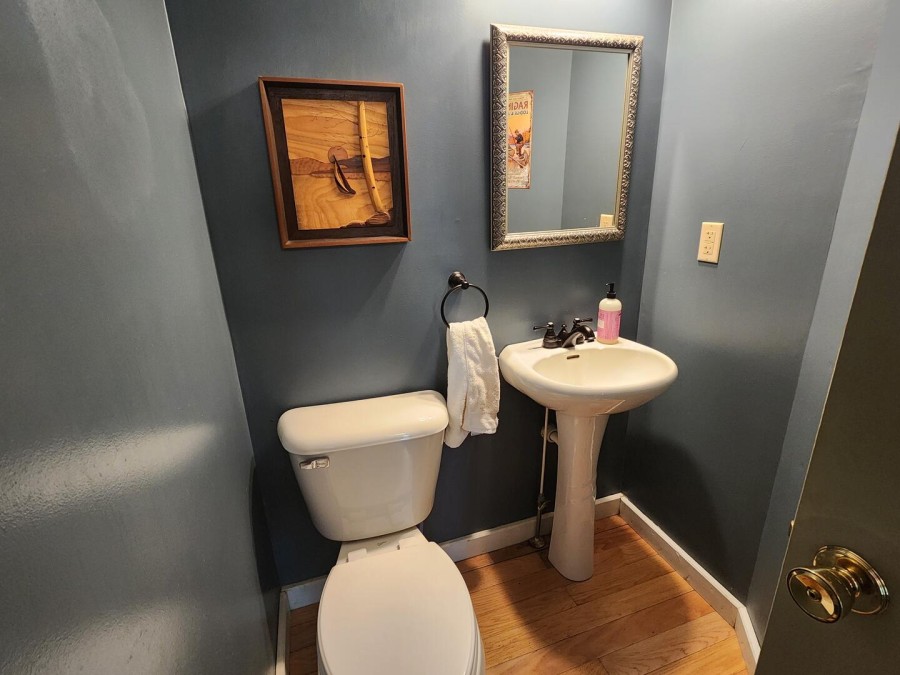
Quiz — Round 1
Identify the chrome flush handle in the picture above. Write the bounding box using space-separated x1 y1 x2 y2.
299 457 330 470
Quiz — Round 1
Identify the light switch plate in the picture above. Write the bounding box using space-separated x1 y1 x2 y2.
698 221 724 263
599 213 615 228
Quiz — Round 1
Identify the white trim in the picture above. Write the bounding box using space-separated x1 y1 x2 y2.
440 511 552 563
735 606 761 675
440 492 623 563
618 496 759 672
275 591 289 675
593 492 623 520
284 575 327 611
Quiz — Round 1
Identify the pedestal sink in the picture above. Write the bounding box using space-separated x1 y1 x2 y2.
499 338 677 581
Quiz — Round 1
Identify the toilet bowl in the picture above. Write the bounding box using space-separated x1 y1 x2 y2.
278 390 485 675
317 529 484 675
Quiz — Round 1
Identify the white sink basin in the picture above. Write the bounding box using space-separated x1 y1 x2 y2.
498 337 677 581
499 338 677 416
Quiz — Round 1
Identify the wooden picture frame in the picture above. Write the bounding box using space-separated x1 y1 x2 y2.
258 77 412 249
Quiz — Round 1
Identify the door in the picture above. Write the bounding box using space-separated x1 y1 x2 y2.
757 136 900 670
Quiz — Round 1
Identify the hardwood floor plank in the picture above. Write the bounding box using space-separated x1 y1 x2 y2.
289 603 319 655
593 525 642 548
476 586 577 639
593 536 658 570
600 612 733 675
463 549 552 592
470 566 570 615
649 636 746 675
289 619 317 652
595 515 628 534
568 555 673 606
289 603 318 627
470 528 656 617
562 660 612 675
483 572 693 668
287 644 318 675
457 541 540 573
487 592 713 675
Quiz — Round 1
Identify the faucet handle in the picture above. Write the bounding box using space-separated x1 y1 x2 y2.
572 317 596 342
533 322 561 349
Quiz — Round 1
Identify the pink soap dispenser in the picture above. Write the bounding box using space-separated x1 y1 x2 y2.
596 282 622 344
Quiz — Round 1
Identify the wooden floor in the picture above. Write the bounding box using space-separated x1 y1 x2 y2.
288 516 747 674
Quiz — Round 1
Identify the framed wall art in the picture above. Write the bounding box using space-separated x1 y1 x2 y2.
258 77 412 249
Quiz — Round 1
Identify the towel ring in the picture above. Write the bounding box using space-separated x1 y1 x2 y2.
440 271 489 328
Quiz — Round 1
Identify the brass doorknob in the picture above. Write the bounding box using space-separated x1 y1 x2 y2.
787 546 889 623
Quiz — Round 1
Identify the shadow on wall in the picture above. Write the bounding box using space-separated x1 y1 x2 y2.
623 429 729 589
598 414 629 497
426 385 631 545
0 423 269 671
427 381 547 544
256 431 343 585
251 460 281 652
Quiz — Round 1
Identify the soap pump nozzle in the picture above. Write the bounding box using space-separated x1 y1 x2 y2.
606 282 617 299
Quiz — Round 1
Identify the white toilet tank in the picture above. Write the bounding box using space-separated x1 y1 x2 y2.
278 390 449 542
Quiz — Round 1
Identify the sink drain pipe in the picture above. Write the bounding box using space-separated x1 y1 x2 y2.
529 408 558 549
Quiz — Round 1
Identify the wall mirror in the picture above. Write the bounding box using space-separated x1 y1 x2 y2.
490 24 642 250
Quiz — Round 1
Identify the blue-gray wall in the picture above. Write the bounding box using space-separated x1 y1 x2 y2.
624 0 887 602
0 0 272 671
562 51 628 229
165 0 672 585
747 0 900 639
508 46 573 231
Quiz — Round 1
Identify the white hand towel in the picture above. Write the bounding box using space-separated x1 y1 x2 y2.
445 317 500 448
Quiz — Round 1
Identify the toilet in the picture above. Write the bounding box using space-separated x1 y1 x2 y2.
277 390 485 675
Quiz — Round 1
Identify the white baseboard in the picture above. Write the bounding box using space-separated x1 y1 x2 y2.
593 492 623 520
735 606 760 675
275 591 288 675
285 575 327 611
280 491 759 674
440 509 552 563
441 492 623 563
618 496 759 673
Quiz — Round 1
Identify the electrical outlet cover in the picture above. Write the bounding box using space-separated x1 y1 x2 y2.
698 221 724 263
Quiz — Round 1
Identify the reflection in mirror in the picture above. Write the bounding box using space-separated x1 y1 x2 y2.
490 25 642 250
508 47 628 233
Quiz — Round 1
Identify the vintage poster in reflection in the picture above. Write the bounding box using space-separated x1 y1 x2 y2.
282 99 394 229
507 90 533 189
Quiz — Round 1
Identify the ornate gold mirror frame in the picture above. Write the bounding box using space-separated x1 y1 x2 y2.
490 24 643 250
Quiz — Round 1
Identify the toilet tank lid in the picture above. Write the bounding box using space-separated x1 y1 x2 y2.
278 390 449 456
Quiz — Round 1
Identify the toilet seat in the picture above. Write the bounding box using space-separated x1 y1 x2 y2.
317 540 482 675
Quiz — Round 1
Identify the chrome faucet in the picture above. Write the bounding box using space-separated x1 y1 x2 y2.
560 318 595 347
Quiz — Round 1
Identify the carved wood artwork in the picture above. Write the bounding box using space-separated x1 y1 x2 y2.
258 77 411 249
282 99 394 230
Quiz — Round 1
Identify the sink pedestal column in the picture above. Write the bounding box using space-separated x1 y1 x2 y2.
549 412 609 581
